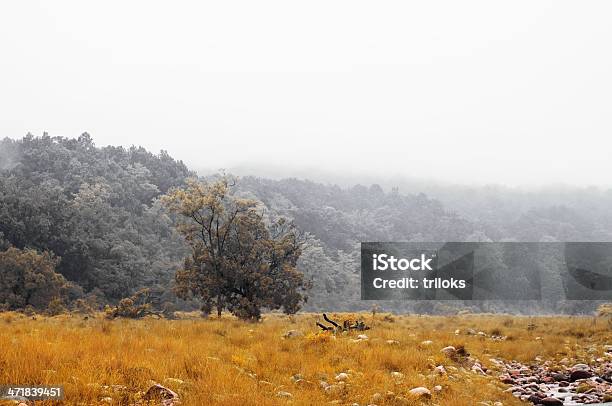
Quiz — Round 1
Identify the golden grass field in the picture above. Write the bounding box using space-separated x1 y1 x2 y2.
0 311 610 406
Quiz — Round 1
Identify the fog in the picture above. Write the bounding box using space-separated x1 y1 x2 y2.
1 1 612 187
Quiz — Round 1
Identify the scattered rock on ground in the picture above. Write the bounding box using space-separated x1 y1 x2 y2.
143 384 179 406
283 330 302 338
335 373 349 381
408 387 432 398
496 358 612 405
441 346 457 357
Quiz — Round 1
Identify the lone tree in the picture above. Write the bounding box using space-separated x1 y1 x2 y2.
163 176 309 320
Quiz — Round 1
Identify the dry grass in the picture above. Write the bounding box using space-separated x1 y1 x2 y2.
0 312 610 405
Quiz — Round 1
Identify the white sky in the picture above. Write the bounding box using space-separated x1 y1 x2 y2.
1 1 611 187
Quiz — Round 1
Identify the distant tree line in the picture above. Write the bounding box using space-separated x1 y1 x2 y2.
0 134 609 316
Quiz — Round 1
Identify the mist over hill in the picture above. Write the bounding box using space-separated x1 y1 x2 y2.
1 134 610 314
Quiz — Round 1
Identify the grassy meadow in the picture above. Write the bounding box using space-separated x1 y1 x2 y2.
0 312 610 405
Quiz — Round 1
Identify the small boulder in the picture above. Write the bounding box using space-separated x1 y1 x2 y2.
143 384 179 406
390 371 404 379
283 330 302 339
441 346 456 357
540 397 563 406
276 391 293 399
570 370 592 381
551 373 567 382
408 387 431 398
335 373 349 382
572 363 589 371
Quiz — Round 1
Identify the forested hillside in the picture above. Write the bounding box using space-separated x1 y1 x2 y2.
0 134 192 311
0 134 609 314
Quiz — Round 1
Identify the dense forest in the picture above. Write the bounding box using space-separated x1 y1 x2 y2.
0 134 609 315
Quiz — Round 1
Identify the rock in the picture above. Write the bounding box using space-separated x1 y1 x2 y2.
386 340 400 345
472 365 486 375
454 329 461 335
433 385 442 392
143 384 179 406
291 373 304 382
335 373 349 381
572 363 589 371
434 365 446 375
570 369 592 381
526 395 541 403
466 328 477 335
441 346 456 357
551 373 567 382
370 393 382 403
276 391 293 398
540 397 563 406
477 331 486 337
420 340 433 346
408 387 431 398
493 403 503 406
390 371 404 379
357 334 368 340
283 330 302 338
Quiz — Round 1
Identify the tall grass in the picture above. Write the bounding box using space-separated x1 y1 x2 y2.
0 312 609 405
